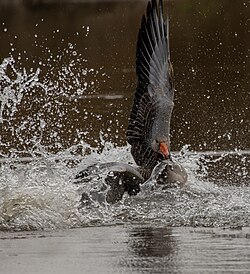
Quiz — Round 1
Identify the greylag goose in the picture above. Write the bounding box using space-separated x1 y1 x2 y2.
75 0 187 203
127 0 175 180
127 0 187 184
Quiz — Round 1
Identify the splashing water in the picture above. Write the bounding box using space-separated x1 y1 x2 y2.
0 57 41 124
0 30 249 232
0 38 106 157
0 141 249 231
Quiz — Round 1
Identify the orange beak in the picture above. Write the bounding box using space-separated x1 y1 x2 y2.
159 142 169 159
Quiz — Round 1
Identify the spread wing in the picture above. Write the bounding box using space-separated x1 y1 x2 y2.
126 0 174 170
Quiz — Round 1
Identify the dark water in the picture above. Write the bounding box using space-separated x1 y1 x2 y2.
0 0 249 153
0 1 250 272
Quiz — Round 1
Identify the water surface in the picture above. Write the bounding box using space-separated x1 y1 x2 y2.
1 225 250 274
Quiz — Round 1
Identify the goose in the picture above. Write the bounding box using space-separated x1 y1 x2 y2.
75 0 187 203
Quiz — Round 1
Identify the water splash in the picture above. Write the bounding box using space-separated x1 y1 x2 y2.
0 40 108 157
0 30 249 232
0 57 41 124
0 143 249 231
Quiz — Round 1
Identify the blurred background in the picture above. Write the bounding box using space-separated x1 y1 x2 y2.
0 0 249 156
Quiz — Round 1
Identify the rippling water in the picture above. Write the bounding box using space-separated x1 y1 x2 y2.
0 0 249 233
1 225 250 274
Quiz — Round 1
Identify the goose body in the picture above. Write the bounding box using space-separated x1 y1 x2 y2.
75 0 187 203
127 0 174 176
127 0 187 183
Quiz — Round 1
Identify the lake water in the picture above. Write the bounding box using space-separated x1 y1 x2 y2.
0 0 250 272
1 225 250 274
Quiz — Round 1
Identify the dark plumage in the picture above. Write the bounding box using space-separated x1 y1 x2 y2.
126 0 175 178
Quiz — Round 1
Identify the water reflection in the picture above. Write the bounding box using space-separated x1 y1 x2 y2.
120 226 250 273
121 226 176 272
1 226 249 274
128 227 175 257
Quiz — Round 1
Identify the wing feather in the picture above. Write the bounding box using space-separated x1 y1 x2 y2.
126 0 174 171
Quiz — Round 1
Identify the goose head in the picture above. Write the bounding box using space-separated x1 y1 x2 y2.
151 137 170 160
